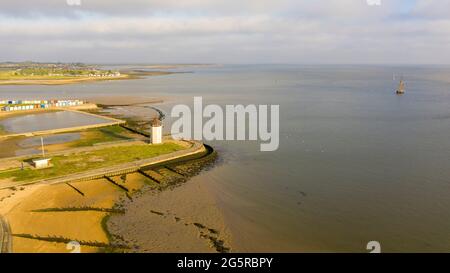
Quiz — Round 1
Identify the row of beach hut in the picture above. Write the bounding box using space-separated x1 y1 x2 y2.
0 99 84 112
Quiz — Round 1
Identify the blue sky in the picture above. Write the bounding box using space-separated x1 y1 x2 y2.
0 0 449 64
397 0 418 12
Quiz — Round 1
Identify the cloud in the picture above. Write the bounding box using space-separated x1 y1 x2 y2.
0 0 449 64
0 0 291 17
410 0 450 19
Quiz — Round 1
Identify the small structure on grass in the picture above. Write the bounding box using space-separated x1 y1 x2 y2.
32 158 51 169
32 136 52 169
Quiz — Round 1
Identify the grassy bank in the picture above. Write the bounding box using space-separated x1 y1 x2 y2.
0 125 137 158
0 124 6 135
70 126 132 147
0 143 185 183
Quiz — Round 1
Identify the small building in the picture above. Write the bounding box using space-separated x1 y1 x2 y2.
32 158 51 169
150 118 163 144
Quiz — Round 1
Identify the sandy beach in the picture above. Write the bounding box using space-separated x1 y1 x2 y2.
83 96 165 106
0 180 122 253
0 163 232 253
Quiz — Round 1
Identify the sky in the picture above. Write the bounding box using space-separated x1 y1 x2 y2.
0 0 449 64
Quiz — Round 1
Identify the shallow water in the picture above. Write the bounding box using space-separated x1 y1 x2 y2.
0 111 112 133
2 64 450 252
0 133 81 158
18 133 81 148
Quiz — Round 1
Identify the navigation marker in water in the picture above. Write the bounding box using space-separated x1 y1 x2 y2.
396 78 405 95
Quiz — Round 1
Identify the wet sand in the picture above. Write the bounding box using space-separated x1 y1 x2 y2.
108 175 233 253
0 180 123 253
84 96 164 106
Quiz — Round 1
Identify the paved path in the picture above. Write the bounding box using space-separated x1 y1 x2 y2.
0 215 12 253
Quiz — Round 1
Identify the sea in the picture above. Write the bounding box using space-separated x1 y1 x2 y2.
2 64 450 252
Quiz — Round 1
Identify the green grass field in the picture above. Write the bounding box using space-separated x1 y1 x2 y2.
70 126 132 147
0 143 185 183
0 124 6 135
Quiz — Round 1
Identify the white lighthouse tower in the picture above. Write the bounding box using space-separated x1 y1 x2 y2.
150 118 163 144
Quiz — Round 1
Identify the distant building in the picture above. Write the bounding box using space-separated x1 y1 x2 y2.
150 118 163 144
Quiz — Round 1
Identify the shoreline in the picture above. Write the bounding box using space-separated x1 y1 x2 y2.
0 75 131 86
0 136 228 252
106 144 233 253
0 99 232 253
0 71 180 86
0 143 224 253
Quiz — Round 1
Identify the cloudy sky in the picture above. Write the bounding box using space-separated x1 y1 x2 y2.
0 0 449 64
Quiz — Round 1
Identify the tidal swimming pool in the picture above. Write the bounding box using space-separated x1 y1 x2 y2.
0 111 112 134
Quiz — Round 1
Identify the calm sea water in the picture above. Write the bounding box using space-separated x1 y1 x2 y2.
2 64 450 252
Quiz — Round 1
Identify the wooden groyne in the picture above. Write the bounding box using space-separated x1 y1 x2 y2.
0 215 12 253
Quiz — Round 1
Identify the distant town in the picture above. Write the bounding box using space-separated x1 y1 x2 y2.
0 62 120 78
0 62 184 86
0 62 125 85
